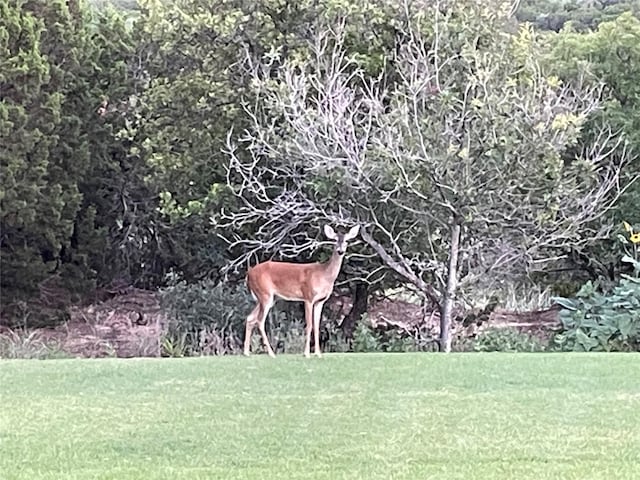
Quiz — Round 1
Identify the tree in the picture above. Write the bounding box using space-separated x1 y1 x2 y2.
1 0 136 321
546 12 640 282
222 0 629 351
122 0 310 284
1 0 89 305
516 0 640 31
74 4 140 287
124 0 403 297
553 13 640 216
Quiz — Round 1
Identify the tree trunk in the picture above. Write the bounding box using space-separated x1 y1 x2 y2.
342 281 368 340
440 223 461 353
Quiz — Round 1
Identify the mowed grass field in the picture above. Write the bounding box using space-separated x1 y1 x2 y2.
1 354 639 480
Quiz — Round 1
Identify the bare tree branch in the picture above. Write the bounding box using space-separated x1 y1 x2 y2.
220 3 631 345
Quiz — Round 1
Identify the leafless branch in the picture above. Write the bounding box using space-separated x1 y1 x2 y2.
220 6 630 311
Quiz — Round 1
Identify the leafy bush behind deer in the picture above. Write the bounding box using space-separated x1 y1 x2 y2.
159 279 253 356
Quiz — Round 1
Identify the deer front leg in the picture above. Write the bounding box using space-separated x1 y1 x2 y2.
304 301 313 358
313 301 325 358
258 323 276 358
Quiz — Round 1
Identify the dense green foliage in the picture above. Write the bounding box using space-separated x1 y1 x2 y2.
550 12 640 224
1 355 639 478
554 254 640 351
473 327 548 352
91 0 139 10
1 0 135 319
159 279 252 355
2 0 91 298
517 0 640 31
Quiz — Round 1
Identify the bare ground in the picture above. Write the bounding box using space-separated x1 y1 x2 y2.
1 289 165 358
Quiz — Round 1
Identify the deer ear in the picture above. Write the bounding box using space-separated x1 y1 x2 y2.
344 225 360 241
324 225 338 240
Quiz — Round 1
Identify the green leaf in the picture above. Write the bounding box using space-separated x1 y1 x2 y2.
553 297 578 311
618 316 635 339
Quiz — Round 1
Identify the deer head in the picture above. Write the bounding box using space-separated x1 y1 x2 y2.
323 225 360 255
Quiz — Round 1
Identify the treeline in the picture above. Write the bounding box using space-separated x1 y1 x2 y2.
517 0 640 31
1 0 639 348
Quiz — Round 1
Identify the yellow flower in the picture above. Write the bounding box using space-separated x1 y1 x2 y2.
623 221 633 233
631 233 640 244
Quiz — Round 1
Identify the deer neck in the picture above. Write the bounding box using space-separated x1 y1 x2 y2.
323 250 345 282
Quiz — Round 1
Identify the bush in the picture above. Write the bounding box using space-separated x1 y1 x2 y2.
159 279 253 356
349 317 440 353
352 321 382 353
0 299 70 330
267 316 307 355
473 327 547 352
321 321 351 353
378 324 440 352
553 257 640 352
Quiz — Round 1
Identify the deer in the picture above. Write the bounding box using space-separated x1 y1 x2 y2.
243 225 360 358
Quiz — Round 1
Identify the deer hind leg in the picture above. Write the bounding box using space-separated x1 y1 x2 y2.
313 300 326 358
244 304 261 356
257 297 276 358
303 301 314 358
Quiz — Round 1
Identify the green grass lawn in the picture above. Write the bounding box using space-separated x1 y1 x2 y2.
1 353 639 479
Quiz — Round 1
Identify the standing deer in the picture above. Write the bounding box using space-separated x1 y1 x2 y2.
244 225 360 358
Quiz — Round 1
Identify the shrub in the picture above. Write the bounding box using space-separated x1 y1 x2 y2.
552 257 640 352
473 327 547 352
159 279 253 356
350 316 440 353
1 299 70 330
268 316 307 355
378 324 440 352
382 332 418 352
352 321 382 353
321 321 351 353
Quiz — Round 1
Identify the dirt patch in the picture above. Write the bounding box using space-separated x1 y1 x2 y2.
331 295 559 342
28 289 165 358
489 306 560 332
365 297 560 342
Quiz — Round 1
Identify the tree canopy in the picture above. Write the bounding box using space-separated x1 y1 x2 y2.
517 0 640 31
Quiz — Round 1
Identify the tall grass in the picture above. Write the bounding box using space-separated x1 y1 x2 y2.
0 329 68 359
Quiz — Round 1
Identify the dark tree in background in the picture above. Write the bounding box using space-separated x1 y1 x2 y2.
1 0 135 323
